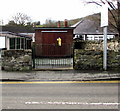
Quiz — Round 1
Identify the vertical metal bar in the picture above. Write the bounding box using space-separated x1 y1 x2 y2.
103 26 107 70
73 43 75 68
32 43 35 69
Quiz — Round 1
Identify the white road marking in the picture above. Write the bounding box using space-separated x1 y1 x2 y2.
25 101 119 106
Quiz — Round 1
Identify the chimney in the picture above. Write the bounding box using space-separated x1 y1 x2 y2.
57 21 61 27
64 19 68 27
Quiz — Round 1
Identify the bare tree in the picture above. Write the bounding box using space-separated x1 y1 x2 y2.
43 19 57 27
12 13 32 25
83 0 120 39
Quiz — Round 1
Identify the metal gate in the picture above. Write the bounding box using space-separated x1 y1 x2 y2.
32 44 73 69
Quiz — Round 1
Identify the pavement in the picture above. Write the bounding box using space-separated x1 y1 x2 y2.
0 66 120 81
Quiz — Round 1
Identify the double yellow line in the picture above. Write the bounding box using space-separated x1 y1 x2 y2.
0 80 120 84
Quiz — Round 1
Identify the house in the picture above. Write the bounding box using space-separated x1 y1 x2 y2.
72 18 118 41
34 20 74 57
0 31 33 50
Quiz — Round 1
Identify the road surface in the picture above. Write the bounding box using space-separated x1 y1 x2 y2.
1 81 119 109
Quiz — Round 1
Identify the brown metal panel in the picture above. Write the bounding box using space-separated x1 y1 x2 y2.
35 28 73 57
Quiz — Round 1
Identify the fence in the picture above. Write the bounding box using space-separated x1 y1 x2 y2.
74 34 114 41
32 44 73 69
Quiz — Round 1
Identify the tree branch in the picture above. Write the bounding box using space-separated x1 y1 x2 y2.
108 8 118 27
87 1 102 6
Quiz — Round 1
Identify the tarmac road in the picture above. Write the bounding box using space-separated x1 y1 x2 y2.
1 81 119 109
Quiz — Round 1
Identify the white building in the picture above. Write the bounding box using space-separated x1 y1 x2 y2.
0 31 33 50
72 18 118 41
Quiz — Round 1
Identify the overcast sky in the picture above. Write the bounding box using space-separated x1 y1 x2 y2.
0 0 102 25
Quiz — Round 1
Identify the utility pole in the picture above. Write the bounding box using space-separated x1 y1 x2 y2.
101 3 108 71
103 26 107 70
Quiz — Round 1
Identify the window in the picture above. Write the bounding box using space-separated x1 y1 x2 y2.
21 38 24 49
10 38 15 49
17 38 20 49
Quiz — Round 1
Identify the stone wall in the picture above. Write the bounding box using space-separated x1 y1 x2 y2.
1 50 32 71
84 40 120 52
74 40 120 71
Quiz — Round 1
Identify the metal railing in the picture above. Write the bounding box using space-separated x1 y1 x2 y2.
32 43 73 69
74 34 114 41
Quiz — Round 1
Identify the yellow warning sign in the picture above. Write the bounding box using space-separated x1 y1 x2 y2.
57 37 62 46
